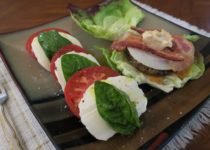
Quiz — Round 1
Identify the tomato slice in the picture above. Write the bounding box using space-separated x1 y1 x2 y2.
50 44 86 80
25 28 70 59
64 66 119 117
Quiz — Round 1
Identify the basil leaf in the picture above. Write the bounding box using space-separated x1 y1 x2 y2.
61 54 98 81
38 30 72 60
95 81 140 135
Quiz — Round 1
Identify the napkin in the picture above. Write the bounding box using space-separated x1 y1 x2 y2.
0 57 55 150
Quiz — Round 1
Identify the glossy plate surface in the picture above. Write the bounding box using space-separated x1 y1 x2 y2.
0 5 210 150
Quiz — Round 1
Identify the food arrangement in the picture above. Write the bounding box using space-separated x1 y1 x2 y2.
109 27 205 92
50 44 99 89
69 0 144 40
26 28 82 71
69 0 204 92
25 0 205 142
26 28 148 140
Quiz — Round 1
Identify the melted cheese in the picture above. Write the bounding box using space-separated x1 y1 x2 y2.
147 75 164 84
176 68 190 79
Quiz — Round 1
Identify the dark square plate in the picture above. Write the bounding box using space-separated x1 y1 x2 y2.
0 1 209 149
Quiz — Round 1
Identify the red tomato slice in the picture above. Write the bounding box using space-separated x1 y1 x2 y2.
25 28 70 59
64 66 119 117
50 44 86 80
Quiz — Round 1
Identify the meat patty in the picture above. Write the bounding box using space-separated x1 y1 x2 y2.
125 49 172 76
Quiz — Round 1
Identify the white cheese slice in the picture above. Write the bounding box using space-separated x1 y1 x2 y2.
31 32 82 71
79 76 147 140
31 37 51 71
58 32 82 47
128 47 171 70
54 51 99 90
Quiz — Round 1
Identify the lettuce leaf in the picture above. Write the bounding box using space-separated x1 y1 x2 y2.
183 34 200 42
94 47 118 71
69 0 144 41
110 51 205 92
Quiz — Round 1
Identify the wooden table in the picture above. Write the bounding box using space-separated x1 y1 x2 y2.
0 0 210 149
0 0 210 34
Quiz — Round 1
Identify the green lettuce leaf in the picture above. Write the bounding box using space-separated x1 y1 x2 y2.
183 34 200 42
69 0 144 41
110 51 205 92
94 47 118 71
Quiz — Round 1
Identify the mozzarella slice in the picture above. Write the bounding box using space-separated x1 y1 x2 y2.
54 51 99 90
32 37 51 71
105 76 147 116
79 76 147 140
79 86 116 140
128 47 171 70
31 32 82 71
58 32 82 47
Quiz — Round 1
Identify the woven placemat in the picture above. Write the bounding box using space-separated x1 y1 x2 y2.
0 57 55 150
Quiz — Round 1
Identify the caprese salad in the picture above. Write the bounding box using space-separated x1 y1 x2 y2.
64 66 147 140
26 28 82 71
50 44 99 89
26 28 148 141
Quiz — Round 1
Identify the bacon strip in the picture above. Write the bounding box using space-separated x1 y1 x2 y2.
168 35 195 71
111 32 184 61
130 26 145 34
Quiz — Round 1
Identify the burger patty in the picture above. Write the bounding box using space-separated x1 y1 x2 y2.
125 49 173 76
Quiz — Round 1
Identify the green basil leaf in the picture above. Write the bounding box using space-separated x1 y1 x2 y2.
95 81 140 135
61 54 98 81
38 30 72 60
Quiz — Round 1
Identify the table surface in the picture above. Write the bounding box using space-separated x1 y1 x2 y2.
0 0 210 34
0 0 210 149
